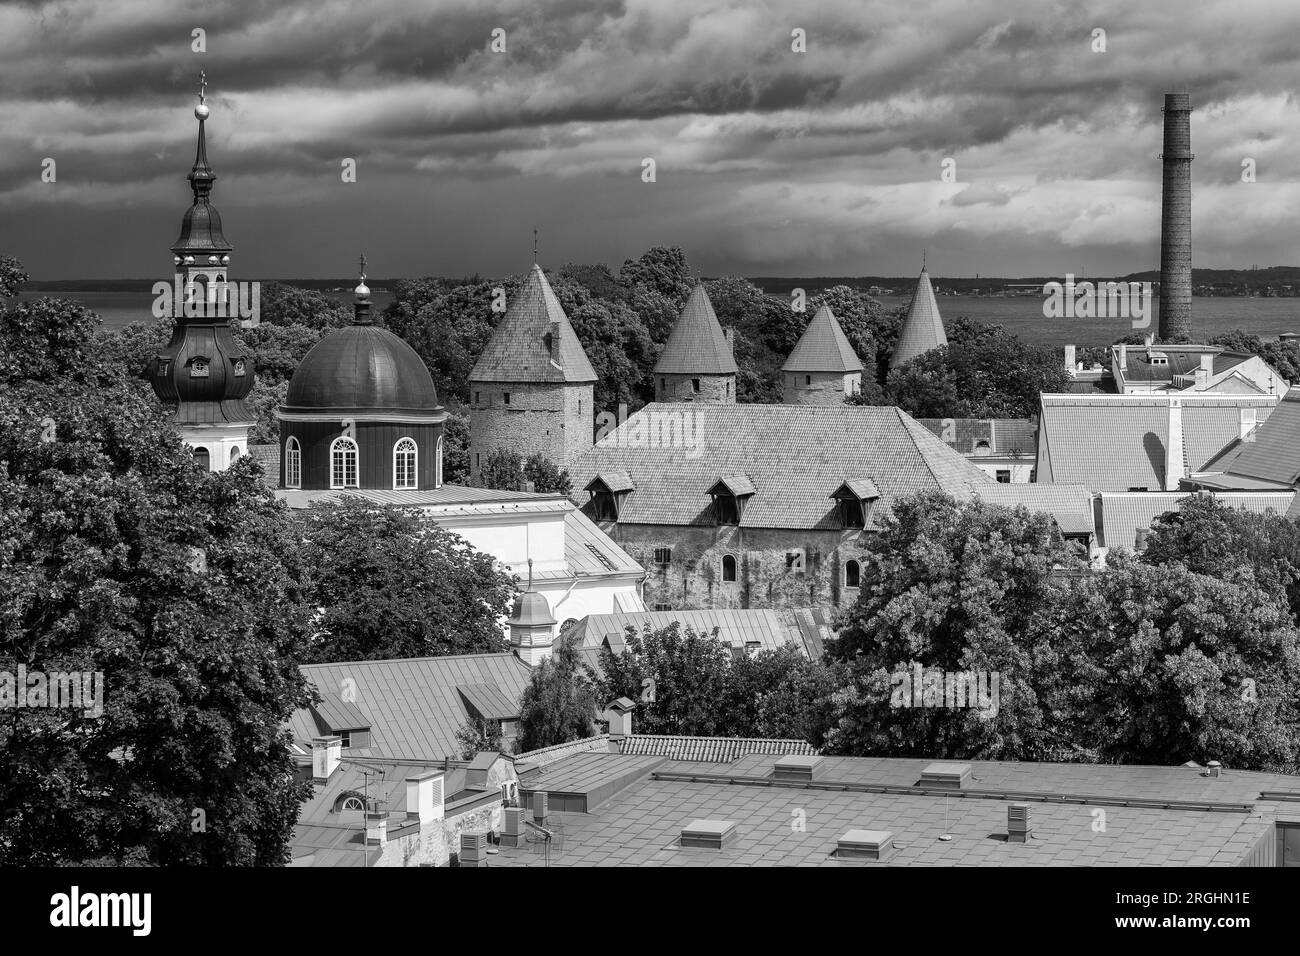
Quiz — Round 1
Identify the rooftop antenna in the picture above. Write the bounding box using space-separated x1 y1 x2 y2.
198 70 207 105
358 252 367 285
533 227 539 264
527 557 533 590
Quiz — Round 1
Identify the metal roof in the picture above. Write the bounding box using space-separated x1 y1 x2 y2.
971 483 1095 536
1098 491 1296 550
568 609 807 657
653 284 739 375
782 305 863 373
1207 389 1300 485
469 264 597 383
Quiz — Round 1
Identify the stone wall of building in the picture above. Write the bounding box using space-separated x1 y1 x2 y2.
654 372 735 405
608 522 868 609
469 381 594 477
782 371 861 406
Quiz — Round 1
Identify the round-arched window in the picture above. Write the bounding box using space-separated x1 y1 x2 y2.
845 559 861 588
722 553 737 582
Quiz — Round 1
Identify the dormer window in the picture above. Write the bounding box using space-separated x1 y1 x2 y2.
707 475 755 526
585 472 634 521
232 359 246 377
156 360 169 377
189 357 210 378
832 478 881 530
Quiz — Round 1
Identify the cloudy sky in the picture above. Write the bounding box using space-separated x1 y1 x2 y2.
2 0 1298 281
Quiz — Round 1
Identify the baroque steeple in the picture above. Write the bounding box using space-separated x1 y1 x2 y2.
173 71 231 256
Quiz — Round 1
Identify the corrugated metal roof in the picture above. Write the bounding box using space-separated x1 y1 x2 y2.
782 305 863 373
1098 491 1296 550
568 404 994 530
1036 394 1278 491
653 284 739 375
568 609 803 656
890 269 947 370
469 264 597 383
293 654 533 760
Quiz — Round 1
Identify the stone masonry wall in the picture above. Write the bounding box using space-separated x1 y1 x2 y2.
654 372 735 404
782 371 861 406
469 381 594 477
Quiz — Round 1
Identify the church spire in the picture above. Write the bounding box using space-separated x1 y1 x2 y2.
188 71 215 202
172 72 231 256
353 254 373 325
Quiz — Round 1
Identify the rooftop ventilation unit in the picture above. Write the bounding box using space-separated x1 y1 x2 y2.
919 762 973 790
460 829 489 867
836 829 894 861
533 791 548 823
501 807 525 848
1007 804 1031 844
774 755 824 783
680 819 738 850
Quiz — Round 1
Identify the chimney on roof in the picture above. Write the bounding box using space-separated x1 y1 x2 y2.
1064 344 1077 375
1145 332 1155 349
1207 760 1223 778
405 770 446 827
1159 91 1194 341
1118 343 1127 371
1007 804 1031 843
1165 397 1185 491
312 736 342 781
1196 352 1213 389
365 810 388 846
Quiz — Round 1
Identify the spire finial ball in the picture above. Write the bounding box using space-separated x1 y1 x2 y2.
195 103 210 120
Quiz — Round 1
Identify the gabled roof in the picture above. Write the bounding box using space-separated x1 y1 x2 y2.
469 264 597 383
914 419 1037 456
709 474 755 497
310 692 371 733
783 305 863 373
290 654 533 760
1035 394 1279 492
568 609 810 658
569 403 993 530
890 269 947 370
1098 491 1297 551
653 284 738 375
1205 388 1300 486
833 477 881 500
585 471 635 494
971 483 1095 536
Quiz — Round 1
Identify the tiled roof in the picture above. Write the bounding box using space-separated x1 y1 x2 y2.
1036 394 1278 492
914 418 1037 456
890 269 947 370
1209 388 1300 485
568 403 994 530
782 305 863 373
247 443 279 486
971 483 1095 536
653 284 738 375
587 471 635 493
1098 491 1297 550
568 609 809 657
617 735 817 761
469 264 597 383
290 654 533 760
491 753 1300 867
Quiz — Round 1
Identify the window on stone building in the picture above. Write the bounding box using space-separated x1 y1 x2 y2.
330 437 359 489
722 553 737 582
394 437 418 490
838 498 865 529
193 447 210 472
726 381 731 398
653 603 672 611
285 437 301 489
504 392 511 405
996 469 1011 483
590 490 618 521
474 391 480 405
805 375 811 385
845 559 861 588
340 796 364 812
786 549 805 574
692 378 700 393
713 494 740 525
653 547 672 566
660 378 666 392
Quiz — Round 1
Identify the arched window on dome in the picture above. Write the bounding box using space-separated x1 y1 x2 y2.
393 437 417 490
330 437 359 489
285 437 301 489
193 447 210 472
435 435 444 488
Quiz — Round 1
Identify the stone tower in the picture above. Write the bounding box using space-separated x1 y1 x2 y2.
653 283 737 404
890 267 947 371
782 305 864 404
149 77 254 472
1159 92 1193 341
468 264 597 480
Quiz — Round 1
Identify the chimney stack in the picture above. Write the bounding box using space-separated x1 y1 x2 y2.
1165 397 1185 490
365 811 388 846
1159 92 1194 340
405 770 445 827
1118 343 1127 371
312 736 342 781
1064 344 1077 374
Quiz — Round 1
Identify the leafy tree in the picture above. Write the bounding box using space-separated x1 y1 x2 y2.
92 317 172 385
567 299 655 411
883 353 963 417
618 246 694 306
298 498 515 662
0 255 28 297
0 283 315 865
823 491 1083 761
234 321 323 386
1142 494 1300 624
441 404 471 485
1041 554 1300 771
257 281 350 330
455 717 504 759
722 645 837 743
478 448 572 495
516 634 600 752
245 379 289 445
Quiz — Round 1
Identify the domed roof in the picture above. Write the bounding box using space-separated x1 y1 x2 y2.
510 590 555 627
280 325 445 420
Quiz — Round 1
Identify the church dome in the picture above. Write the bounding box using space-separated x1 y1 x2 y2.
281 324 444 420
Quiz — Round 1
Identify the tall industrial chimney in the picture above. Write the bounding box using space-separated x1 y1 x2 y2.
1159 92 1193 341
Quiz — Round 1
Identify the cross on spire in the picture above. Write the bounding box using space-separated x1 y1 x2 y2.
198 70 207 105
359 252 367 283
533 227 538 264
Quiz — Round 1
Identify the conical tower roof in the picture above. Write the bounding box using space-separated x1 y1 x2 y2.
890 269 947 370
654 283 738 375
470 264 597 383
783 305 863 373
